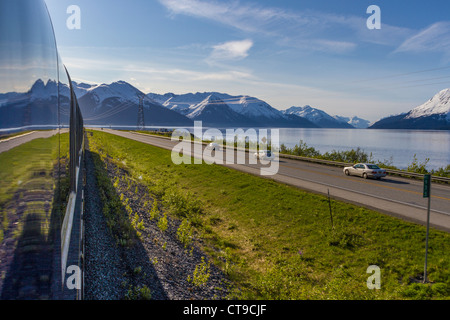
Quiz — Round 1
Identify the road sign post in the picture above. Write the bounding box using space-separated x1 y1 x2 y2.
423 174 431 283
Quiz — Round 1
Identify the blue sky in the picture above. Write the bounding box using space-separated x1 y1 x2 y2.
45 0 450 122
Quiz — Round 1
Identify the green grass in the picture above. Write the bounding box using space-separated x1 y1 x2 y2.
89 149 141 247
87 130 450 300
0 133 70 241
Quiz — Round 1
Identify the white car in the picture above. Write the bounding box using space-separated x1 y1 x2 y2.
343 163 387 179
254 150 274 160
207 142 221 151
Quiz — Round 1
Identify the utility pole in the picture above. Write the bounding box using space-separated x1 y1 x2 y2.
137 95 145 130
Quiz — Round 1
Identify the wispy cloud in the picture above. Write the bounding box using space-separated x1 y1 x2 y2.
158 0 295 34
158 0 353 53
62 54 255 82
158 0 413 55
209 39 253 61
394 21 450 58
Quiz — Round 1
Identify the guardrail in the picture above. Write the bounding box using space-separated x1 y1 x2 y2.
126 130 450 184
279 153 450 184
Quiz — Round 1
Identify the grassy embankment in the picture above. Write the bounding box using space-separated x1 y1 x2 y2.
88 130 450 300
0 133 69 246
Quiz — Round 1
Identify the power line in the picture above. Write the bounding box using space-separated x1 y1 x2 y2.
348 65 450 84
387 80 450 90
83 100 135 121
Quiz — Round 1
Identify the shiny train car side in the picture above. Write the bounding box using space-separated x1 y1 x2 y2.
0 0 84 299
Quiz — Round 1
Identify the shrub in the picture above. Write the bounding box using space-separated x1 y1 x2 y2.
149 200 160 220
281 140 321 158
149 179 172 199
431 164 450 178
162 189 202 218
158 213 168 232
188 257 211 287
407 154 430 174
401 283 432 300
323 147 369 163
177 219 194 248
126 285 152 300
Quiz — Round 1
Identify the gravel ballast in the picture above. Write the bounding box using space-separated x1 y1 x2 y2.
83 137 229 300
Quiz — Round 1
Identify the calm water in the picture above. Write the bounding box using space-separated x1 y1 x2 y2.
276 128 450 171
196 127 450 170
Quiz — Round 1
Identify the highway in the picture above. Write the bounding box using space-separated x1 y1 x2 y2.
98 129 450 231
0 130 60 154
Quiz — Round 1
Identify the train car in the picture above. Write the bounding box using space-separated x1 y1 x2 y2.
0 0 84 299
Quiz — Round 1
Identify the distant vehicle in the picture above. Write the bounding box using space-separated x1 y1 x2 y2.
343 163 386 179
254 150 274 160
207 142 221 151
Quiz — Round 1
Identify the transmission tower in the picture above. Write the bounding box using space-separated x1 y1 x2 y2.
137 94 145 130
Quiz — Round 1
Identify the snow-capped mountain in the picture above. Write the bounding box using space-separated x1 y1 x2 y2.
183 94 257 126
29 79 58 100
0 79 61 129
75 80 151 109
283 106 354 128
370 88 450 130
72 81 192 126
333 115 371 129
406 88 450 120
0 79 375 129
72 82 97 101
150 92 318 128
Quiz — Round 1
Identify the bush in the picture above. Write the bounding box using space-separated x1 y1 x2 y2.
407 154 430 174
280 140 321 158
149 179 172 199
431 164 450 178
401 283 432 299
126 285 152 300
149 200 160 220
187 257 211 287
177 219 194 248
323 147 369 163
399 282 450 299
158 213 168 232
162 189 202 218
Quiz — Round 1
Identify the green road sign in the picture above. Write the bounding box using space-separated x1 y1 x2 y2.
423 174 431 198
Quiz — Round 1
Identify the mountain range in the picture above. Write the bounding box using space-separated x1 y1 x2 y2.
0 79 63 128
369 88 450 130
148 91 317 128
282 106 370 129
148 90 373 128
2 79 448 130
74 81 192 127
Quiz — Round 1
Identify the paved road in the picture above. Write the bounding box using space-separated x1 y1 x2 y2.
0 130 60 154
97 129 450 232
